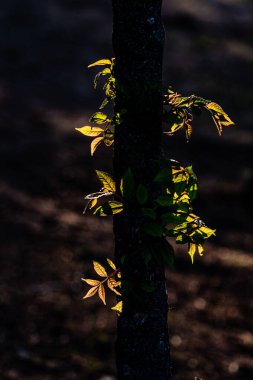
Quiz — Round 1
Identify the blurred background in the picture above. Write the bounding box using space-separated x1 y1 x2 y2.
0 0 252 379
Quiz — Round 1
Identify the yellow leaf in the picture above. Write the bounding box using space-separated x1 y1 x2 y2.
75 126 103 137
211 116 223 136
111 301 123 315
186 123 193 141
107 278 121 296
82 286 98 299
199 226 216 238
93 261 107 277
101 68 111 75
96 170 116 192
107 258 116 270
89 198 98 209
120 178 123 195
91 137 104 156
88 59 112 68
220 113 234 126
81 278 100 286
188 243 197 264
98 284 106 305
197 244 204 256
206 102 225 114
109 202 123 215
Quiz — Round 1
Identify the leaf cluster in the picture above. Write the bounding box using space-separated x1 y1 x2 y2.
82 259 122 314
163 88 234 140
77 58 234 312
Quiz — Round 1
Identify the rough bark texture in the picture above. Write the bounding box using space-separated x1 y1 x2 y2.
112 1 172 379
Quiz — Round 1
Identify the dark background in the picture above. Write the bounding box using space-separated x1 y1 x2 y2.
1 0 253 379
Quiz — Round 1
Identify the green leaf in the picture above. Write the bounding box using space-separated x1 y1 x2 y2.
161 239 175 269
121 168 135 200
142 208 156 220
136 184 148 205
155 195 173 207
188 182 198 201
154 168 172 184
103 129 114 147
88 59 112 68
161 213 186 225
90 112 109 124
176 201 190 213
142 222 164 237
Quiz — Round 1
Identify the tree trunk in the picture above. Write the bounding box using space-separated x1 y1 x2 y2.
112 1 172 379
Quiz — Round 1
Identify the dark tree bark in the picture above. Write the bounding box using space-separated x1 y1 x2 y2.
112 1 172 379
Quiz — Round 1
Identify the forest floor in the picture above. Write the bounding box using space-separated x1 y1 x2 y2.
0 0 253 379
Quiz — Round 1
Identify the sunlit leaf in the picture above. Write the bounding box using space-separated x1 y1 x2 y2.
94 201 123 216
104 77 116 98
88 59 112 68
93 261 107 277
111 301 123 315
120 178 123 196
107 278 121 296
91 137 104 156
205 102 226 115
99 97 110 109
81 279 100 286
107 258 116 270
211 115 223 136
172 168 189 183
197 244 204 256
199 226 216 238
220 113 234 126
103 128 114 146
89 198 98 209
90 112 109 124
96 170 116 192
98 284 106 305
75 126 103 137
83 286 98 299
188 243 197 264
185 123 193 141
